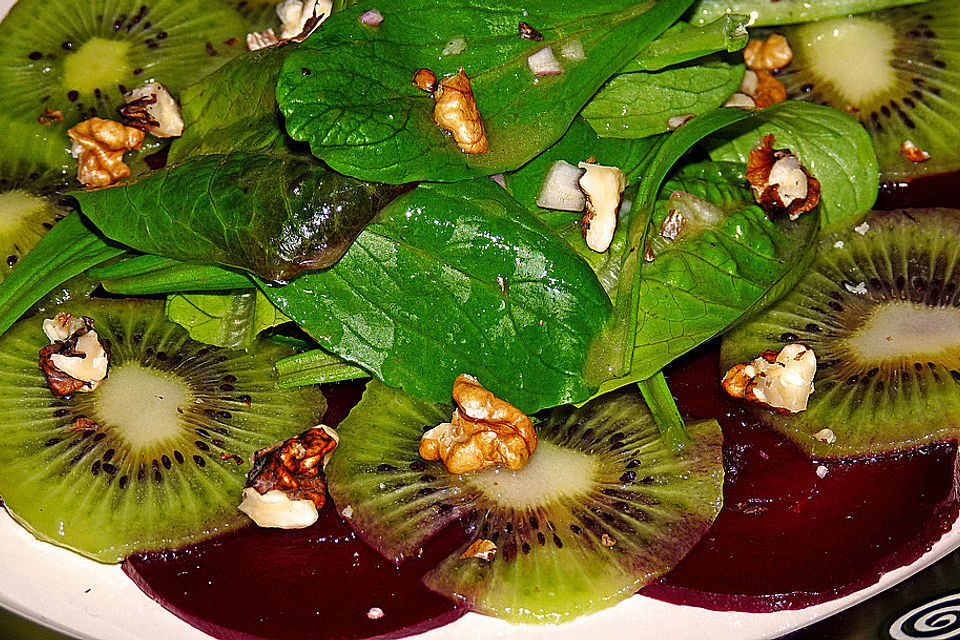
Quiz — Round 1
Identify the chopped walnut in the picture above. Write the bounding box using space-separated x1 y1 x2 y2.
39 313 109 397
899 139 930 163
433 69 488 155
68 417 102 432
412 68 438 93
667 114 694 130
746 134 821 219
722 343 817 414
277 0 332 40
518 21 544 41
813 428 837 444
578 161 626 253
722 92 756 110
239 425 339 528
744 34 793 72
67 118 145 188
752 70 787 109
37 108 64 127
246 28 280 51
660 209 685 240
420 374 536 474
119 83 184 138
461 538 498 560
601 533 617 547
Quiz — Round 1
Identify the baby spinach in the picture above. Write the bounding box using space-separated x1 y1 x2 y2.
90 255 252 295
277 0 695 183
583 59 744 139
688 0 922 26
276 349 370 387
72 151 407 281
165 290 290 348
625 15 749 72
259 179 611 414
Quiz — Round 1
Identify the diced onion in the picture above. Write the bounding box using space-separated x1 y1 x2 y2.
527 46 563 76
359 8 383 25
536 161 586 211
560 38 585 61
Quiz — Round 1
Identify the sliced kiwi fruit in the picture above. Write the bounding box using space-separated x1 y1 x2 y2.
0 0 250 173
773 0 960 181
326 380 723 623
0 298 326 563
721 208 960 458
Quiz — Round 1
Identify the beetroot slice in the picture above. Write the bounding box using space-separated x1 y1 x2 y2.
641 348 960 612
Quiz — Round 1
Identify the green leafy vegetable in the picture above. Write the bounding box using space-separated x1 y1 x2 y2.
90 255 252 295
688 0 923 26
638 371 691 450
583 59 744 139
705 101 879 230
72 152 407 281
276 349 370 387
165 289 290 348
277 0 695 183
625 15 749 72
259 179 611 413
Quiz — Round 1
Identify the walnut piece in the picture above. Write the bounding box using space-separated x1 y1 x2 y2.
277 0 332 40
752 70 787 108
68 118 145 188
246 28 280 51
433 69 488 155
239 425 339 528
899 139 931 163
37 108 64 127
413 68 438 93
722 343 817 414
578 161 626 253
744 34 793 72
38 313 110 397
461 538 498 560
120 83 184 138
420 374 536 474
746 134 821 218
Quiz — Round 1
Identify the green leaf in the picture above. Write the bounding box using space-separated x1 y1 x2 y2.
168 46 289 164
90 255 252 295
637 371 691 450
276 349 370 387
625 15 749 72
72 152 407 281
0 213 124 338
259 179 611 413
705 101 879 231
583 60 744 139
165 289 290 348
277 0 695 183
687 0 925 26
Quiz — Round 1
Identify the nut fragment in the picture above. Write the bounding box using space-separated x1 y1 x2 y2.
601 534 617 547
722 343 817 414
119 83 184 138
744 34 793 72
433 69 488 154
578 161 626 253
518 21 544 41
38 313 110 397
412 68 438 93
752 70 787 108
246 28 280 51
37 108 63 127
813 428 837 444
420 374 536 474
67 118 145 188
239 425 339 528
277 0 332 40
460 538 498 560
722 92 756 110
899 139 931 163
746 134 821 218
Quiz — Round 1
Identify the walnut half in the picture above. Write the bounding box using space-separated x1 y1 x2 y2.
722 343 817 414
67 118 145 188
432 69 488 155
746 134 821 219
38 313 110 397
420 374 536 474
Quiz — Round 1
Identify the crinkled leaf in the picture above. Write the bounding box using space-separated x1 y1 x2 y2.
688 0 923 26
90 255 252 295
705 101 878 231
259 179 611 413
277 0 695 183
165 289 290 348
625 15 749 72
583 60 744 139
72 152 407 281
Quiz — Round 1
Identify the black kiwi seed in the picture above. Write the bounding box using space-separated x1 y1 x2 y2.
721 208 960 458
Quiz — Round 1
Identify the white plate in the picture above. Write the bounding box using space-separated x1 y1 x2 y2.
2 1 959 638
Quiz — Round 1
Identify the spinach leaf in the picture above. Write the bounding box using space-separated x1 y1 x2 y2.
165 289 290 348
626 15 749 72
705 101 878 231
277 0 694 183
259 179 611 413
72 152 407 281
276 349 370 387
90 255 252 295
688 0 922 26
583 60 744 139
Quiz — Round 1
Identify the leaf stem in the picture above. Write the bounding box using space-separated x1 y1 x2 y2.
638 371 691 451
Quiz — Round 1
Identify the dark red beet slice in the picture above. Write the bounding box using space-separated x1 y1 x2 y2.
876 172 960 210
641 348 960 612
123 381 468 640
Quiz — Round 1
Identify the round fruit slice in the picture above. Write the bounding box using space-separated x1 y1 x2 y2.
326 380 724 624
774 0 960 181
721 208 960 457
0 298 326 562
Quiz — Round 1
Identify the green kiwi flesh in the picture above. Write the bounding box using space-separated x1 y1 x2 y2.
774 0 960 181
721 208 960 458
326 380 723 623
0 0 250 173
0 298 326 563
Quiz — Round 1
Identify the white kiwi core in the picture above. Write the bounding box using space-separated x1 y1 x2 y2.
846 301 960 365
794 16 897 107
466 441 598 510
62 37 131 96
92 363 194 450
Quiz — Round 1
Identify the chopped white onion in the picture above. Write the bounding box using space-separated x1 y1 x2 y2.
527 46 563 76
442 36 467 55
491 173 507 188
359 8 383 25
560 38 585 61
536 161 586 211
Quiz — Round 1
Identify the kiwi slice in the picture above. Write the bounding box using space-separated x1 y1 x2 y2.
774 0 960 181
0 298 326 563
326 381 723 623
0 0 250 173
721 208 960 458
